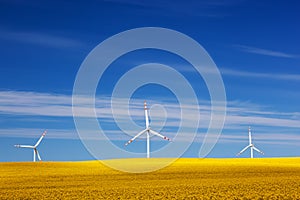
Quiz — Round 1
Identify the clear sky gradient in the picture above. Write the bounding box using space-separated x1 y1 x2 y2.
0 0 299 161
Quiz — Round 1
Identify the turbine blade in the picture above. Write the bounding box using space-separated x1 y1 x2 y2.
36 150 42 161
144 101 150 129
253 146 264 155
34 130 47 147
149 130 171 141
248 127 252 145
125 129 147 146
237 145 251 156
14 145 34 148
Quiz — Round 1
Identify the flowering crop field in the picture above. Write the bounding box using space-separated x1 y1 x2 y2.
0 158 300 199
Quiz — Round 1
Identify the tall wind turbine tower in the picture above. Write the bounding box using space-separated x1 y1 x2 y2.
125 101 171 158
15 130 47 162
237 127 264 158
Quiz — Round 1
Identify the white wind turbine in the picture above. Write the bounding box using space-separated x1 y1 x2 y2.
125 101 171 158
237 127 264 158
15 130 47 162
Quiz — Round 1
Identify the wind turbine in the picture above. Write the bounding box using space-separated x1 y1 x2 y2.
237 127 264 158
15 130 47 162
125 101 171 158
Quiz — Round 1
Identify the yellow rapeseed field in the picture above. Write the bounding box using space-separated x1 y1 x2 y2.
0 158 300 199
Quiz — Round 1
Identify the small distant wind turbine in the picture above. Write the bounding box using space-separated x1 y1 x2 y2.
237 127 264 158
15 130 47 162
125 101 171 158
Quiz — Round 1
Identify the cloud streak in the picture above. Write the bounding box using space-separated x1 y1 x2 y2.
235 44 299 58
0 90 299 149
176 64 300 82
1 90 300 132
220 68 300 81
0 29 84 48
104 0 241 17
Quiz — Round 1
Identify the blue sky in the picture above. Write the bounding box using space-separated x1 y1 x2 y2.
0 0 299 162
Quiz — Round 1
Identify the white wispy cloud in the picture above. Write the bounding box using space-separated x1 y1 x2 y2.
0 128 78 140
1 90 299 127
104 0 241 17
235 44 299 58
205 132 300 146
220 68 300 81
0 90 299 145
175 64 300 82
0 29 84 48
